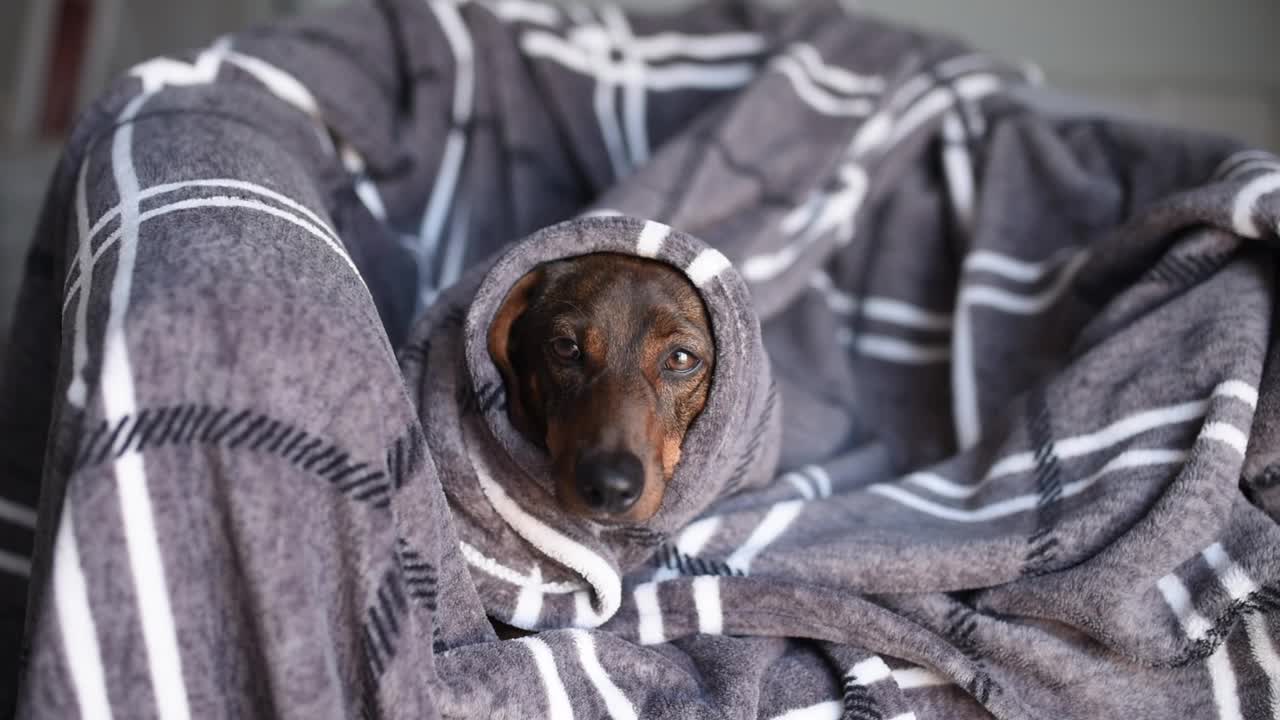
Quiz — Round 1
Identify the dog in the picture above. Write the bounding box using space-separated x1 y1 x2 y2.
488 252 715 526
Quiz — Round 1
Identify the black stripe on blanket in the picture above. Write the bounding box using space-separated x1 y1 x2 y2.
458 380 507 418
604 526 667 550
1244 463 1280 508
398 336 432 368
363 568 410 678
71 404 392 508
943 603 1003 706
395 538 439 612
1023 388 1067 577
840 680 883 720
1143 248 1237 289
358 639 384 720
651 543 744 578
386 430 427 491
443 305 468 331
725 379 779 496
395 537 448 653
1163 584 1280 667
1251 464 1280 491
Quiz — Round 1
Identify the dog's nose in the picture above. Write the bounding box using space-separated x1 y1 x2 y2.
575 451 644 515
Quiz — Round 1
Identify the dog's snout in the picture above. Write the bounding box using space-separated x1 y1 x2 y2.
575 451 645 515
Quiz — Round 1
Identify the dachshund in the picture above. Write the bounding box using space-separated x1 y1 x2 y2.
488 252 715 526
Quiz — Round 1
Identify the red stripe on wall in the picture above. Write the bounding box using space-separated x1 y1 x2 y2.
40 0 93 137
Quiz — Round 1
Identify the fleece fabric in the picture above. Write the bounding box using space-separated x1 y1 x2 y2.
406 215 780 630
4 1 1280 718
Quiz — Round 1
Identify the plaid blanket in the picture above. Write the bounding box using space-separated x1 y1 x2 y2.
4 1 1280 718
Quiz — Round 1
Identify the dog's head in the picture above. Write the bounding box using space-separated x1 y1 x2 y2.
487 253 714 524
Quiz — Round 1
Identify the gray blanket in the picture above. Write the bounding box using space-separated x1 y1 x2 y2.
4 1 1280 718
415 216 780 632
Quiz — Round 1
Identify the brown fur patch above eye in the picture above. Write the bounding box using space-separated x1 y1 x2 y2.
582 326 606 363
661 436 682 479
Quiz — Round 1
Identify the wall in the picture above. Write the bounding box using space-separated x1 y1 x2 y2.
858 0 1279 150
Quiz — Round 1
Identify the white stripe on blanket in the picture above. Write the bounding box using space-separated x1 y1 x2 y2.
744 65 1007 285
636 219 670 257
460 541 584 594
1202 543 1280 713
570 630 640 720
693 576 723 634
892 666 951 689
686 249 732 288
520 31 757 91
869 448 1188 523
810 272 952 331
963 247 1081 283
471 445 622 625
519 636 576 720
784 466 833 501
634 582 665 645
787 43 884 94
64 178 354 313
82 177 340 248
65 195 356 314
652 515 722 583
511 565 546 628
960 251 1091 315
67 161 94 407
984 381 1253 480
1231 172 1280 239
419 0 475 305
951 248 1091 447
624 31 765 60
1158 573 1243 720
486 0 562 27
128 37 229 91
1215 150 1280 180
905 375 1253 501
105 91 193 720
54 501 114 720
600 6 650 170
846 656 892 685
584 21 631 178
725 500 805 574
773 55 876 117
837 328 951 365
223 51 320 119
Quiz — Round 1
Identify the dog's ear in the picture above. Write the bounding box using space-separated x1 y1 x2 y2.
488 268 544 440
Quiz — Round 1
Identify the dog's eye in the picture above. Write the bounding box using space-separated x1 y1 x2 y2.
665 349 701 374
550 337 582 362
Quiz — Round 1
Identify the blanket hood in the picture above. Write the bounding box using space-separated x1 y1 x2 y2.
412 216 780 630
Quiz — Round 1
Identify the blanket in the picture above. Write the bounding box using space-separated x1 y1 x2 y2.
5 0 1280 718
414 215 780 631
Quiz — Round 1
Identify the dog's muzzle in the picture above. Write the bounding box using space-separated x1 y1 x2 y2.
574 450 645 515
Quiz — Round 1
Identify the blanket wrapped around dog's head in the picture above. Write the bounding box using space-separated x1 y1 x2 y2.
406 216 780 630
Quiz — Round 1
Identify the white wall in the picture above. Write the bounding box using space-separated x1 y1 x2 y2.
857 0 1280 150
